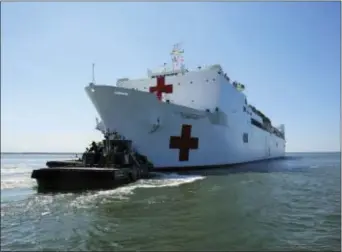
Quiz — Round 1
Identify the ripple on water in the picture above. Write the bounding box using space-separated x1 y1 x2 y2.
1 172 206 251
1 153 341 251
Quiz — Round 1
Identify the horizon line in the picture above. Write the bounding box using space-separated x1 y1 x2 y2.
1 151 341 155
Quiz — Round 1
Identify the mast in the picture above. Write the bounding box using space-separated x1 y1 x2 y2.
92 63 96 84
170 43 185 72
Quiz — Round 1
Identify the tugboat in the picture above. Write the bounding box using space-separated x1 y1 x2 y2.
31 132 153 193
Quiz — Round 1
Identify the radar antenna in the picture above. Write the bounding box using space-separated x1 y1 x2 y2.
170 42 185 72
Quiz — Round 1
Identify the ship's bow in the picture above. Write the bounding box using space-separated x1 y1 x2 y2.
85 84 160 139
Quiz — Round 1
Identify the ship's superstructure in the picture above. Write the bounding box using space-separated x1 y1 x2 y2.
86 44 285 169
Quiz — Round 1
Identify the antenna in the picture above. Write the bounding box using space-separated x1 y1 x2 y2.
92 63 96 84
170 42 184 71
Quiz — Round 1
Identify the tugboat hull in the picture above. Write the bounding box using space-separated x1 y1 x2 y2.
31 166 147 193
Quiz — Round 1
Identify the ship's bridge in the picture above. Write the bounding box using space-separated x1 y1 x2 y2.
147 64 223 78
147 64 186 78
114 44 230 111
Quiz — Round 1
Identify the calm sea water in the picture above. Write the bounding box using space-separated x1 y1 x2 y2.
1 152 341 251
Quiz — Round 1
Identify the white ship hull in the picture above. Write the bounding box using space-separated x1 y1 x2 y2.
85 84 285 170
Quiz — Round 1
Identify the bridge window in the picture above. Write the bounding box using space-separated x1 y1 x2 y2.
151 73 178 78
251 118 285 140
243 133 248 143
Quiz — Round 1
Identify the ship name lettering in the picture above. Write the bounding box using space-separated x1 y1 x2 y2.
179 112 204 120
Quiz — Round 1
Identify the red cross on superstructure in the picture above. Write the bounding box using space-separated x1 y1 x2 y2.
149 76 173 101
169 124 199 162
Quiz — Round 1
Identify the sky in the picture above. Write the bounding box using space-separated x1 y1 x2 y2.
1 2 340 153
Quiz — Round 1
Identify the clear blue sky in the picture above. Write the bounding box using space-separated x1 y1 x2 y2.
1 2 340 152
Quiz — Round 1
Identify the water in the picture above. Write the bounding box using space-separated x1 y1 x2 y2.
1 152 340 251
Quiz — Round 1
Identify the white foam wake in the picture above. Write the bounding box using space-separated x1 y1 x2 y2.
1 176 36 190
1 155 76 190
70 172 206 208
1 163 37 190
1 163 32 176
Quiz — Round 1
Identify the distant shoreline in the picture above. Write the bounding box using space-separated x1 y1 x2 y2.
1 151 340 155
1 152 82 155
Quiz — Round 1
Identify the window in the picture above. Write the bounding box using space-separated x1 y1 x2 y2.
243 133 248 143
243 107 246 112
251 118 267 131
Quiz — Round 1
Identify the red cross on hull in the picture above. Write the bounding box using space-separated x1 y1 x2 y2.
149 76 173 101
169 124 199 161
